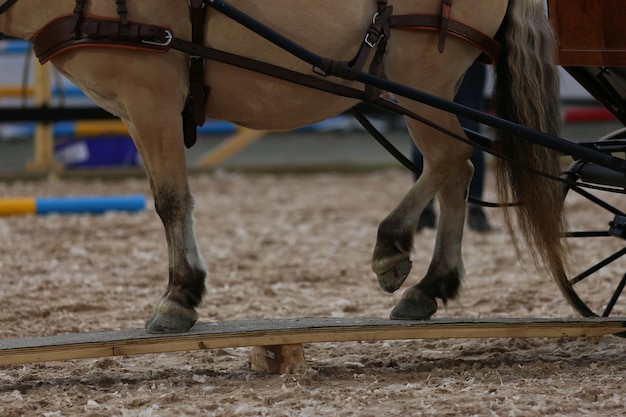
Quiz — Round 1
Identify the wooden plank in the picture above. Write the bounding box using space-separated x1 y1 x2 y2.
0 317 624 366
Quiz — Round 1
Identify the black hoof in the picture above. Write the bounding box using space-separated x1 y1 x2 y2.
390 288 437 320
467 206 492 232
377 260 412 293
144 298 198 334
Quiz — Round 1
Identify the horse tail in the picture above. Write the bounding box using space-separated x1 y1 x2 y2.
492 0 582 311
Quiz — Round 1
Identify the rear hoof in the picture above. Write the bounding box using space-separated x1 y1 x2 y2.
377 260 412 293
145 299 198 334
390 288 437 320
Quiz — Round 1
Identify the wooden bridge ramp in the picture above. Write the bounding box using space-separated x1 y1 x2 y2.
1 317 624 373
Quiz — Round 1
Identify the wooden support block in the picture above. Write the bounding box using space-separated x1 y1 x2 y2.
249 344 307 374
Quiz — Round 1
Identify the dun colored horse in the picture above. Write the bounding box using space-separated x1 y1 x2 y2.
0 0 567 333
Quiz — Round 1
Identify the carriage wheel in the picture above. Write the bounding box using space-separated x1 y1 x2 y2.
559 129 626 328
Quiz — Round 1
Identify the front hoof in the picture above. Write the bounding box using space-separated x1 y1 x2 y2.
377 260 412 293
390 287 437 320
145 299 198 334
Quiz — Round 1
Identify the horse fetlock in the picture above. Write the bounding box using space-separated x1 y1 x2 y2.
390 287 438 320
422 268 462 302
145 297 198 334
167 267 207 307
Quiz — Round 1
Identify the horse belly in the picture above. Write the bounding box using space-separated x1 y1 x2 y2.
204 63 359 131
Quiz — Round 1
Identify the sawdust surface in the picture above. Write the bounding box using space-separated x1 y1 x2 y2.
0 169 625 416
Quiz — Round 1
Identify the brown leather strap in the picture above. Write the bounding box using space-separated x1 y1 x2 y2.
32 14 172 64
318 3 392 81
116 0 129 25
317 0 393 100
390 13 500 63
439 0 452 53
171 38 366 102
70 0 86 36
182 0 209 148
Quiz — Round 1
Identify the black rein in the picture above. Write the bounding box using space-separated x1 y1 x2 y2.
0 0 18 15
0 0 19 40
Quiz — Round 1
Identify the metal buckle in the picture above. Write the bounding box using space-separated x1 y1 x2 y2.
142 29 173 47
364 33 378 48
364 12 381 48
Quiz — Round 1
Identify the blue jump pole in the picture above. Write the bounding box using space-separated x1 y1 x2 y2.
35 195 146 215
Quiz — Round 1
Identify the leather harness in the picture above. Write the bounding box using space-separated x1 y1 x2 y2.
31 0 501 149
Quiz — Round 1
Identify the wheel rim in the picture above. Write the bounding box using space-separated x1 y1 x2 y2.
560 158 626 323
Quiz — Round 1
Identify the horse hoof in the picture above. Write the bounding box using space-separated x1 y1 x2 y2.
389 288 437 320
144 299 198 334
377 260 412 293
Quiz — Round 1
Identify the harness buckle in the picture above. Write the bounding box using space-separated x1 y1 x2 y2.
364 33 379 48
141 29 173 47
364 12 385 48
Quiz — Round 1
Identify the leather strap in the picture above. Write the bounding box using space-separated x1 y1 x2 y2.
32 14 172 64
439 0 452 53
317 0 393 99
170 38 366 101
182 0 209 148
70 0 87 36
116 0 129 25
0 0 19 15
318 3 392 80
390 13 500 63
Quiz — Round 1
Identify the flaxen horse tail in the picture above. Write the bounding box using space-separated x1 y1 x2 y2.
493 0 591 315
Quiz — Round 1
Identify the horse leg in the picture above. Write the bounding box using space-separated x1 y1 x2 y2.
390 151 473 319
125 114 207 334
372 108 473 319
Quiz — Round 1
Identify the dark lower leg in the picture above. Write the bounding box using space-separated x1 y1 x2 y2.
146 181 207 333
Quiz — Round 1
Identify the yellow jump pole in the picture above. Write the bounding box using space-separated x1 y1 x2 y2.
73 120 129 136
0 86 34 98
0 198 37 216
